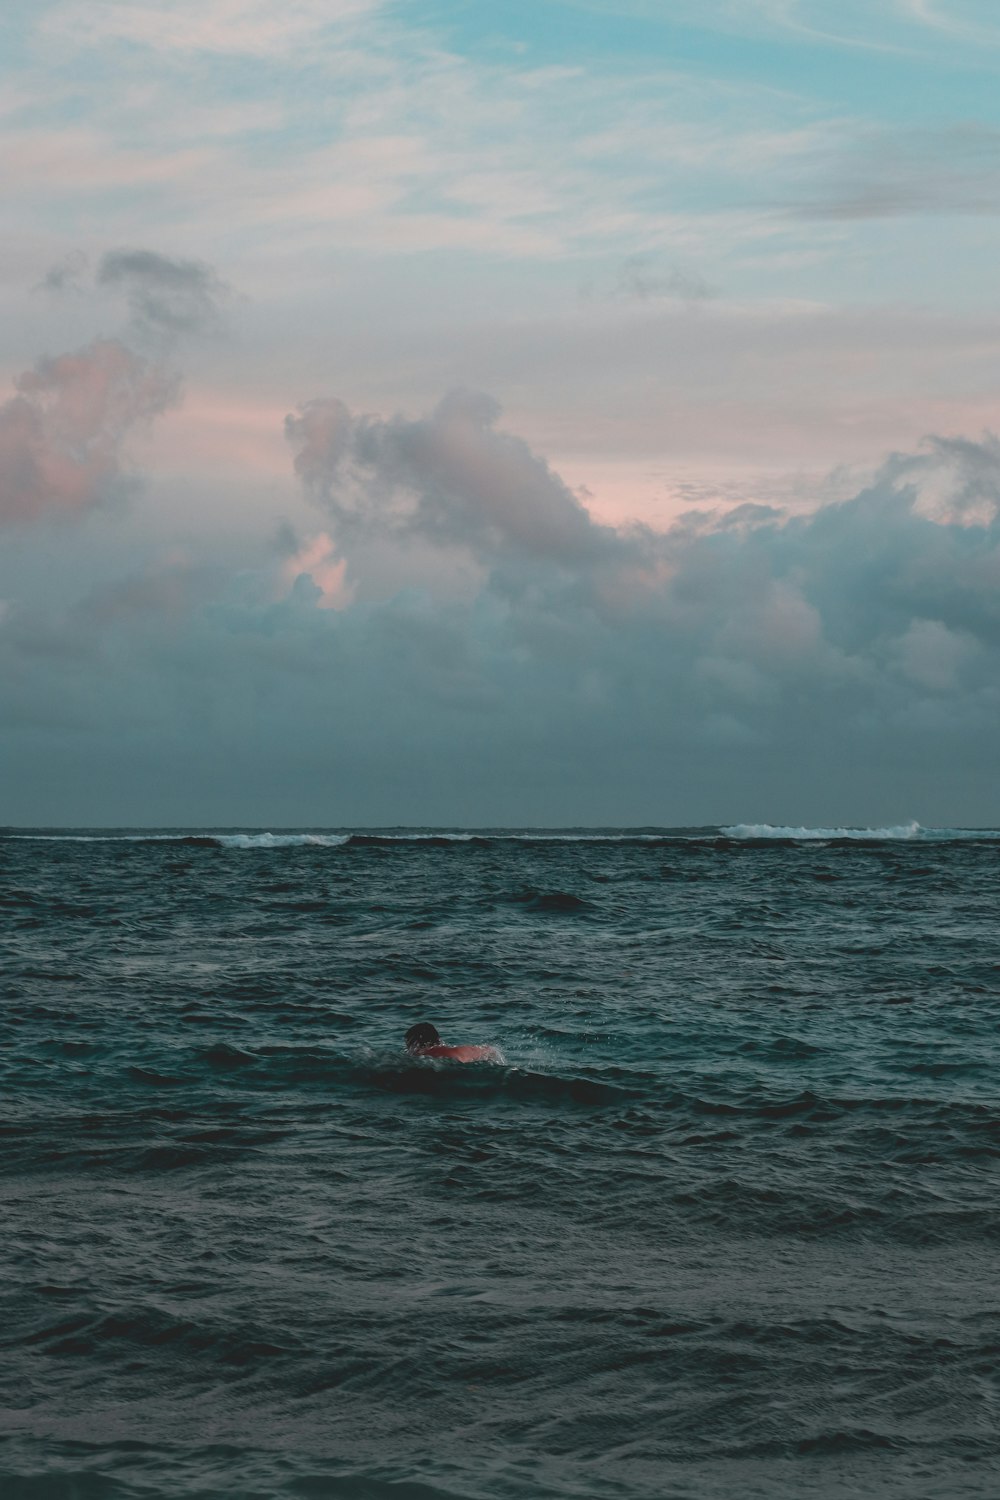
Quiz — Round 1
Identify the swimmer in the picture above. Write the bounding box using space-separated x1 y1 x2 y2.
405 1022 500 1064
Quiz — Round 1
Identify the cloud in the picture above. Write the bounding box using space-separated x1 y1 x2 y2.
899 0 1000 47
15 0 838 269
784 123 1000 221
892 616 980 693
278 529 353 609
286 389 635 572
5 404 1000 821
563 0 1000 57
613 257 717 303
97 249 232 341
274 391 1000 798
284 387 1000 624
45 0 380 59
37 249 89 294
0 339 179 526
888 432 1000 527
284 389 1000 701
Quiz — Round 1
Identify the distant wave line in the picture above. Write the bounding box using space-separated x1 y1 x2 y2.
5 823 1000 847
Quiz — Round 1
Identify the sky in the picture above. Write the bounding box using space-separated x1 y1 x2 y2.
2 0 1000 826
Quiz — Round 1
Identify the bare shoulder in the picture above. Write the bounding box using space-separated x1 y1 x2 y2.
422 1043 499 1063
451 1044 501 1063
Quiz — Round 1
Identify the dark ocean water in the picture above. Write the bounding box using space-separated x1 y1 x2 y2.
3 824 1000 1500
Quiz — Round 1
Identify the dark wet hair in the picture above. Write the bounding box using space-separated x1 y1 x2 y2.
405 1022 441 1053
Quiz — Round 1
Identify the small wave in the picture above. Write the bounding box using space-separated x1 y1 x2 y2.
20 1307 301 1363
199 1043 258 1069
508 888 589 913
3 831 352 848
347 832 483 847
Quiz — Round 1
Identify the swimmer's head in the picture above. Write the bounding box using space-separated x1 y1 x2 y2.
405 1022 441 1054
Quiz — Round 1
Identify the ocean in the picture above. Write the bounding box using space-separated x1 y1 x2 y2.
3 825 1000 1499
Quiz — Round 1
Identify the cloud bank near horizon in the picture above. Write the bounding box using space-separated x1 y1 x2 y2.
2 369 1000 824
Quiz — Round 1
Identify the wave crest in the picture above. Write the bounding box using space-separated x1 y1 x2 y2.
723 821 925 841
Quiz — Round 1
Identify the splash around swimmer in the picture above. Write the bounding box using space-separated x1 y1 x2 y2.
405 1022 500 1065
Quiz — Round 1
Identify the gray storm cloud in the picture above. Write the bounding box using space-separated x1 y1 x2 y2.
97 249 231 341
0 339 179 526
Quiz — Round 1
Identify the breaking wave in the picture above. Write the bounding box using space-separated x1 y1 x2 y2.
722 822 1000 842
207 832 351 849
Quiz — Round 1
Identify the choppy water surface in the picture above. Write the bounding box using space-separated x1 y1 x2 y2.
3 826 1000 1499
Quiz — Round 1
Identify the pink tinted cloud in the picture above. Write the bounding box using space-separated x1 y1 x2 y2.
0 338 178 525
280 532 354 609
